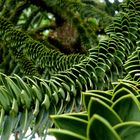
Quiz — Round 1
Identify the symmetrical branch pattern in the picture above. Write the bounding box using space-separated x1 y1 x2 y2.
0 0 140 139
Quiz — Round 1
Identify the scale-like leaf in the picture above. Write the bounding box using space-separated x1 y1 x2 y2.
88 97 122 126
48 129 86 140
1 116 18 140
51 115 88 136
112 94 140 121
114 122 140 140
83 92 112 110
87 114 121 140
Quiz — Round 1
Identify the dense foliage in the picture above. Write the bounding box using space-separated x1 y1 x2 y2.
0 0 140 139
